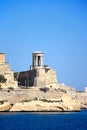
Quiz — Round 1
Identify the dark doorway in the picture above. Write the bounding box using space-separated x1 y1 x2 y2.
38 56 40 66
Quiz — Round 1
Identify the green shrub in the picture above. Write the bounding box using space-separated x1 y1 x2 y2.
34 97 38 101
0 101 4 105
39 87 49 93
41 99 62 103
8 87 14 91
0 75 7 83
41 99 48 102
0 100 7 105
21 100 31 103
7 90 10 92
0 86 2 90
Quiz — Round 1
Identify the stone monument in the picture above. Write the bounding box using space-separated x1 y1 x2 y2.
15 51 58 88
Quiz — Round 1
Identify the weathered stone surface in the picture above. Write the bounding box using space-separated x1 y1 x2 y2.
77 92 87 109
61 94 80 111
46 69 57 87
0 85 81 112
0 101 11 111
9 86 80 112
0 86 72 104
15 63 58 88
10 101 62 112
10 98 80 112
0 54 18 88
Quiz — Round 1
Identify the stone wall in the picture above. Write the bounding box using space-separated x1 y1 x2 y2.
0 53 5 63
15 68 58 88
76 92 87 109
0 63 17 88
46 69 57 87
34 68 58 87
34 69 46 87
15 69 37 87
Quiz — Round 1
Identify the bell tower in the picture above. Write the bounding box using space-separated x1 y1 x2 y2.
31 51 44 70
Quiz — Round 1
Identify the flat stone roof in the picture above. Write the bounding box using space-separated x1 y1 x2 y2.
33 51 43 54
0 53 5 54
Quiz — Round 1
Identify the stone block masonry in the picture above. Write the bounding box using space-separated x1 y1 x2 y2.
0 53 18 88
0 53 5 63
46 69 57 87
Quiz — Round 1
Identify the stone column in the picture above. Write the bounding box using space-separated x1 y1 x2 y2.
34 56 36 66
39 56 41 66
36 56 38 66
32 54 34 66
32 52 44 69
40 56 43 66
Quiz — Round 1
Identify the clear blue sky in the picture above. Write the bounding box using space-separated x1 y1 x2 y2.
0 0 87 90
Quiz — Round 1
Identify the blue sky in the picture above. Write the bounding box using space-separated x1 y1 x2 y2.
0 0 87 90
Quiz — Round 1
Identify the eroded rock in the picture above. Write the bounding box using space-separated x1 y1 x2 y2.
0 100 11 111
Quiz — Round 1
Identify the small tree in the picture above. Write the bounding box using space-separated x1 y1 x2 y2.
8 87 14 91
39 87 49 93
0 75 7 83
0 85 2 90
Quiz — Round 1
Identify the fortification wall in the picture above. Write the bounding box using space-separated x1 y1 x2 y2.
34 69 46 87
15 68 58 88
33 69 58 87
46 69 57 87
15 70 37 87
0 63 17 88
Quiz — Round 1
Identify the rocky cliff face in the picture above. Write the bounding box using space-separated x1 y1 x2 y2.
76 92 87 109
10 94 80 112
0 100 11 111
0 84 81 112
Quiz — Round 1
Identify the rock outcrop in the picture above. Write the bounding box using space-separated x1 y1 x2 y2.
10 99 80 112
0 100 11 111
0 85 83 112
10 92 80 112
61 94 80 111
76 92 87 109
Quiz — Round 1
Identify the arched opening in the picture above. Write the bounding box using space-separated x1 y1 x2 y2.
38 56 40 66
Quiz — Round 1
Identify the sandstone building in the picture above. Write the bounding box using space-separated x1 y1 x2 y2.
15 51 57 87
0 53 17 88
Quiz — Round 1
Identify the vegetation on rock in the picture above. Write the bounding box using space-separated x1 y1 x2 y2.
39 87 49 93
0 75 7 83
8 87 14 91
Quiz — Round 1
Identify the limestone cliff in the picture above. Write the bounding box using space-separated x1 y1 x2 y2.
0 100 11 111
10 94 80 112
76 92 87 109
0 84 81 112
